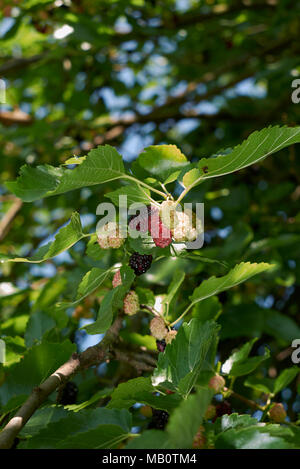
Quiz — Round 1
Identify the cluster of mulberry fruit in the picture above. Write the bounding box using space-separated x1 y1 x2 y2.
129 252 153 276
129 204 173 249
149 317 177 351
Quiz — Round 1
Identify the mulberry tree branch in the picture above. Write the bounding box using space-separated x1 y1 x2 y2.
0 316 124 450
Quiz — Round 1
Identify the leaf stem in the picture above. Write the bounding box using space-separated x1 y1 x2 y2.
125 175 167 199
175 176 203 206
169 303 193 327
159 182 174 200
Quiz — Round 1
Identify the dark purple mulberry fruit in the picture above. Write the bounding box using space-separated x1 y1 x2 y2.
129 252 153 276
59 381 78 405
148 409 169 430
213 401 232 422
156 339 166 353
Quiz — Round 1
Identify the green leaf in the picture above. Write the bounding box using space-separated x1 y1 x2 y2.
190 262 274 308
126 430 171 449
20 406 69 437
192 296 222 322
19 408 132 449
65 388 113 412
135 144 188 182
229 351 270 377
222 338 269 377
33 276 68 313
215 423 296 449
180 126 300 191
214 413 259 433
182 167 202 188
107 377 181 413
152 319 220 398
135 287 155 307
119 331 157 351
77 268 109 300
0 340 76 411
1 336 26 367
0 315 29 336
25 311 56 347
273 367 299 395
105 184 151 206
55 268 111 312
162 270 185 307
84 266 135 334
0 212 85 263
5 164 63 203
245 368 299 396
166 388 213 448
244 376 275 395
6 145 126 202
263 309 300 344
85 234 108 261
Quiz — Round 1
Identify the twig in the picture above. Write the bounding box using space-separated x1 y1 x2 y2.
0 198 23 241
114 349 156 373
224 387 264 411
0 316 123 449
0 109 32 126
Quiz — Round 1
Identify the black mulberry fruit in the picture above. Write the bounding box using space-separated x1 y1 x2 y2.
156 339 166 353
58 381 78 405
129 252 153 276
213 400 232 422
148 409 169 430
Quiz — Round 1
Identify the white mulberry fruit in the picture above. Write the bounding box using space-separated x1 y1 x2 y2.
97 222 124 249
123 291 139 316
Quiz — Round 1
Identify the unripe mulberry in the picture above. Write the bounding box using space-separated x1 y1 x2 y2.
160 200 177 230
269 403 286 423
123 291 139 316
128 205 153 233
140 405 153 418
204 404 216 420
97 222 124 249
192 425 206 449
112 270 122 288
165 330 177 345
208 374 225 393
151 219 172 248
150 317 168 340
172 209 200 242
148 207 172 248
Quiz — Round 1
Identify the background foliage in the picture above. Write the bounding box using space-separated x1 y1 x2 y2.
0 0 299 450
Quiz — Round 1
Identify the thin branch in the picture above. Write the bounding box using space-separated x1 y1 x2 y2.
224 387 264 411
0 54 46 75
0 197 23 241
0 109 32 126
114 349 156 373
0 316 123 450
